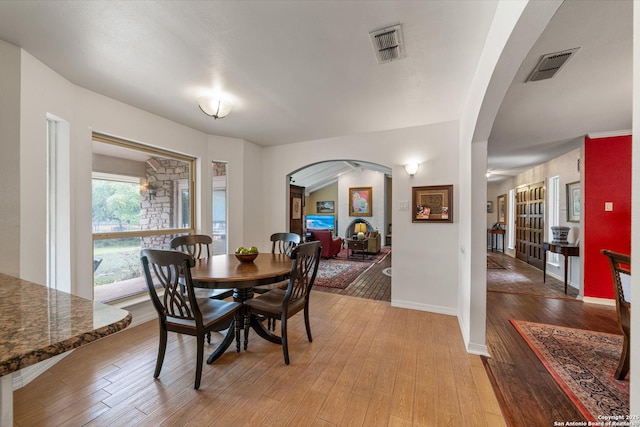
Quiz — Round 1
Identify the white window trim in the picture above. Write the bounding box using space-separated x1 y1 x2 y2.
547 176 560 266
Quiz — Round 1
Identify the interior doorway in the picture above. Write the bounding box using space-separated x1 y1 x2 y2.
515 181 545 269
289 184 305 237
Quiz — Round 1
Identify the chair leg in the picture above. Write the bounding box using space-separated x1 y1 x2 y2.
304 305 313 342
235 316 241 353
281 315 290 365
615 334 630 380
154 326 168 379
195 335 204 390
243 311 250 350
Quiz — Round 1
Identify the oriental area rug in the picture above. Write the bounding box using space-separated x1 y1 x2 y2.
314 247 390 289
510 320 629 422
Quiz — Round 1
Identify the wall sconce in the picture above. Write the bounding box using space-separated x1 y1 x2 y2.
198 96 233 119
404 163 419 176
148 186 157 199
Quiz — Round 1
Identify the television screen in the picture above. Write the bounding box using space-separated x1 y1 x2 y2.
306 215 335 231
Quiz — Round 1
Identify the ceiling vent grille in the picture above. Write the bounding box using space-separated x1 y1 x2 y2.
370 24 405 64
526 47 580 82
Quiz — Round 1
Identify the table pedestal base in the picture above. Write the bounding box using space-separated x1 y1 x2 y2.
206 286 281 364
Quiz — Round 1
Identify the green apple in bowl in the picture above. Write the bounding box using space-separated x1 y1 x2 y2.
235 245 259 263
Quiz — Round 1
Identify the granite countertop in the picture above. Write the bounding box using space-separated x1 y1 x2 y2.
0 273 132 376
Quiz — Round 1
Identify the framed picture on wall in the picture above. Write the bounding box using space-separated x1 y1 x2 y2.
412 185 453 223
317 201 334 213
497 194 507 224
566 181 581 222
292 197 302 220
487 201 494 213
349 187 372 216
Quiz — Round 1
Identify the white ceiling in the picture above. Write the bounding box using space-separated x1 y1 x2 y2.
0 1 632 184
487 0 632 180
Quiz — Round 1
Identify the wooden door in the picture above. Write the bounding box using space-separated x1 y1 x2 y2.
515 187 529 263
289 185 305 237
515 182 545 269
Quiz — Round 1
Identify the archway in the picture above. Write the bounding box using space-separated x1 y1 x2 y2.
288 159 392 243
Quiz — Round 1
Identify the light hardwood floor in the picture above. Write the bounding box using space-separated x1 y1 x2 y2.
14 291 505 426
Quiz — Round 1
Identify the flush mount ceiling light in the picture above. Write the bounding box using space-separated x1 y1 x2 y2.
198 96 233 119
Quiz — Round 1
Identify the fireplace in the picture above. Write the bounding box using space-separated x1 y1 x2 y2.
345 219 373 239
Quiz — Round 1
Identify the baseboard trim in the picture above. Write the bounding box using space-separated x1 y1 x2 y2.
583 296 615 306
12 352 71 390
11 298 155 391
467 342 490 357
543 270 579 290
390 299 457 316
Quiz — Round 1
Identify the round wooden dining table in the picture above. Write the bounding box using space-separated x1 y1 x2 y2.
190 253 292 363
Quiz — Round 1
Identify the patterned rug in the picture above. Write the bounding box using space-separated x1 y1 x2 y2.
314 247 390 289
510 320 629 421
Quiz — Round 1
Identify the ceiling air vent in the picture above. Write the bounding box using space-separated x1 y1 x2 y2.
526 47 580 82
369 24 405 64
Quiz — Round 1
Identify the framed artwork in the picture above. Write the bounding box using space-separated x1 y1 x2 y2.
349 187 372 216
316 200 334 213
487 201 494 213
412 185 453 223
292 197 302 220
566 181 581 222
497 194 507 224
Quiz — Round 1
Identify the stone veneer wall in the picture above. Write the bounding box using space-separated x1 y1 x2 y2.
141 158 190 249
212 161 226 177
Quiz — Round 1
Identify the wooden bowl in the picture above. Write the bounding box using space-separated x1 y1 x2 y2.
235 252 258 263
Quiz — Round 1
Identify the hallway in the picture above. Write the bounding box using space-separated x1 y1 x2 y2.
484 252 621 425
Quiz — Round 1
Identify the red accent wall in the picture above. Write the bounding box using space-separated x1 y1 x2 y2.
583 135 631 299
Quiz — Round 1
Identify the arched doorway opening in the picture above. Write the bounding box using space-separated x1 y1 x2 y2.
287 160 392 300
288 159 391 242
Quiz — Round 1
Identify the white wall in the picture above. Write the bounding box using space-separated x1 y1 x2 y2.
337 169 385 238
0 40 21 277
630 1 639 413
262 121 461 315
16 49 254 299
457 0 539 354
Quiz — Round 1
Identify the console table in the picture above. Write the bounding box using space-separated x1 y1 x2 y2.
488 229 505 253
0 273 132 425
346 238 368 260
542 242 580 294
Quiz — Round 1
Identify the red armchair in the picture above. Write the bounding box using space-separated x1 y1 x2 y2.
309 230 342 258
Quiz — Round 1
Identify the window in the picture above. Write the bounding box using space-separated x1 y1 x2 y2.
46 115 72 292
547 176 560 265
92 133 196 302
211 161 228 255
508 189 515 249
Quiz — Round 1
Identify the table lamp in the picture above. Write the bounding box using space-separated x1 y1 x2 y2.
355 223 367 240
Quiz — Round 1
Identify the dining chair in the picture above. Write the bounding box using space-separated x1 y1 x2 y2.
254 232 302 331
243 240 321 365
170 234 234 300
141 248 241 389
601 249 631 380
254 232 301 295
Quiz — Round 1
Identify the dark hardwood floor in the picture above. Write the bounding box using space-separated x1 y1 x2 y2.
484 252 621 426
313 249 391 301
